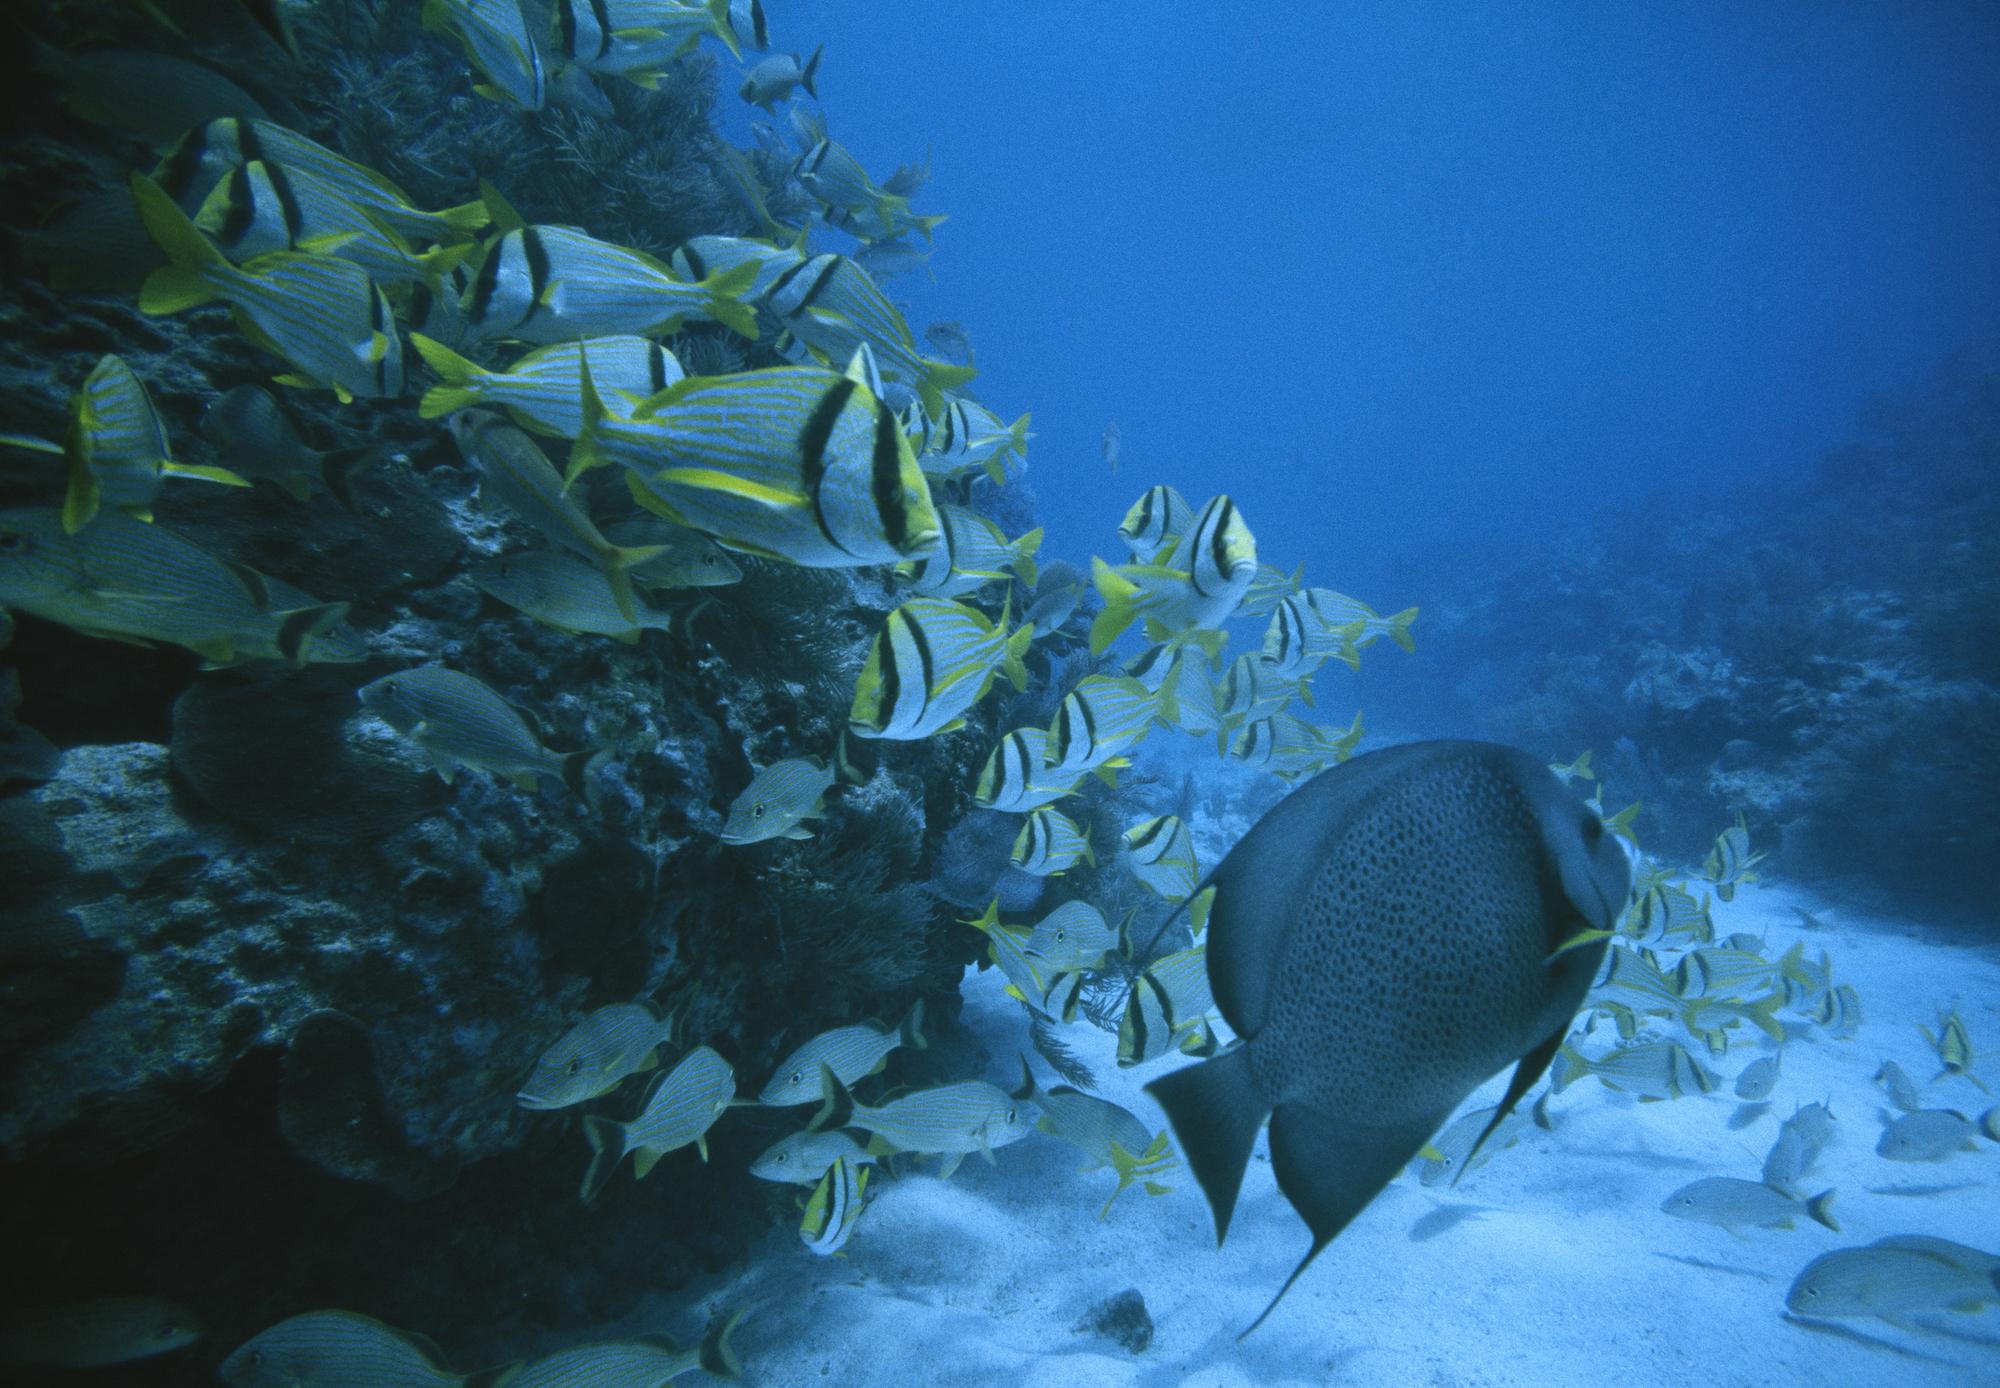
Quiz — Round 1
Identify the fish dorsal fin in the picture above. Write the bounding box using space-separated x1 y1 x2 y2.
1451 1027 1566 1188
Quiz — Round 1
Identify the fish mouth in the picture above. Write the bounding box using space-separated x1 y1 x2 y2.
515 1092 558 1110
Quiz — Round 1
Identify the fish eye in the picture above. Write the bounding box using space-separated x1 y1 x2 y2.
0 530 25 553
791 1070 802 1084
754 804 766 817
157 1325 181 1340
566 1059 582 1075
776 1152 788 1163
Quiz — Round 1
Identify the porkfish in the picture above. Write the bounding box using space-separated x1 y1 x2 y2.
1145 740 1632 1337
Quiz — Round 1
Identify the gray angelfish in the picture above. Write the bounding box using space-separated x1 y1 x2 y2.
1145 740 1632 1338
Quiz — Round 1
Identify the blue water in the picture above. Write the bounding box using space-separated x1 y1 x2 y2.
740 3 2000 596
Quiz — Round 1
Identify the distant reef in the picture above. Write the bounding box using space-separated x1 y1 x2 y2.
1411 349 2000 921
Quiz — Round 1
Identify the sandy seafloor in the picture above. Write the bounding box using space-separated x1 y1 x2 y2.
620 882 2000 1387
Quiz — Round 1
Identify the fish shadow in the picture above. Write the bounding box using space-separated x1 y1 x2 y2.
1565 1145 1710 1171
1652 1252 1775 1283
1780 1313 1964 1366
1408 1203 1489 1243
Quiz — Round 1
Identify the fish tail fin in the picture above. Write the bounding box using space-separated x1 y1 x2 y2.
699 1307 747 1378
1010 527 1043 589
1144 1043 1268 1247
603 543 667 623
913 213 948 244
705 0 742 59
918 359 978 419
808 1063 854 1133
1089 557 1140 655
410 332 490 417
560 748 609 813
1006 411 1034 457
1550 1039 1587 1094
898 997 927 1050
1386 606 1418 651
462 1365 522 1388
434 196 492 239
963 897 1002 945
61 457 100 534
700 260 762 339
317 446 375 510
129 172 225 312
1000 618 1034 692
1806 1189 1839 1232
801 44 823 98
275 602 351 667
579 1115 626 1202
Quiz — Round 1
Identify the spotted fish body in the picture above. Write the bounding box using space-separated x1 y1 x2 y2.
1146 740 1632 1337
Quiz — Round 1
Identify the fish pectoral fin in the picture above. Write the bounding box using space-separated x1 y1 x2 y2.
1243 1102 1446 1341
632 1148 662 1179
1452 1028 1567 1190
937 1152 964 1179
780 825 814 840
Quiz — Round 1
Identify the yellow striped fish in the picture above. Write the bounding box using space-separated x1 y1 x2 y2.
1261 593 1361 679
153 118 487 246
1010 806 1094 877
0 1296 201 1370
671 233 811 307
1238 561 1304 619
462 224 758 344
220 1309 516 1388
898 503 1041 599
194 161 470 288
974 727 1085 813
907 396 1033 485
799 1156 869 1255
750 1128 875 1184
580 1045 736 1201
794 135 904 222
552 0 743 83
1702 814 1765 902
1013 1061 1176 1219
759 1001 926 1106
578 353 942 570
1124 815 1198 902
763 253 974 414
0 354 246 533
1090 494 1257 655
1230 710 1364 781
1022 900 1117 972
511 1311 743 1387
1214 653 1298 741
471 550 677 642
422 0 547 109
849 596 1034 741
1117 484 1194 563
1117 946 1214 1066
809 1067 1036 1177
964 899 1062 1016
1045 673 1159 778
0 508 348 667
1302 587 1418 653
131 174 404 403
604 519 744 589
357 665 606 806
720 756 838 844
448 410 663 622
413 333 682 435
516 1001 678 1110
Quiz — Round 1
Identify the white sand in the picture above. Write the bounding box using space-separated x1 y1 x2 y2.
643 883 2000 1386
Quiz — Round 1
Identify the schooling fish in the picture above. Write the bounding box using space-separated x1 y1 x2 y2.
1876 1109 1982 1163
1045 674 1159 779
1623 876 1713 947
1124 815 1199 902
1118 944 1216 1066
1875 1059 1925 1113
132 174 404 402
552 0 743 85
580 1045 736 1200
0 1297 201 1370
358 665 606 806
0 508 347 668
1145 740 1633 1337
604 519 743 589
750 1128 875 1184
1230 711 1364 782
793 134 904 223
1023 901 1118 973
1408 1103 1530 1189
413 333 683 437
1734 1054 1782 1102
1116 484 1194 564
1663 1177 1837 1234
0 353 245 532
194 161 470 288
1815 983 1862 1040
448 409 663 622
510 1312 742 1387
1787 1238 2000 1326
848 597 1033 741
800 1156 869 1255
670 233 810 307
1011 806 1094 877
1551 1037 1719 1101
898 504 1041 600
1764 1100 1838 1194
422 0 547 109
758 1001 926 1106
463 224 759 344
1013 1059 1176 1219
973 727 1085 814
761 253 975 414
907 396 1031 485
1154 644 1224 737
578 352 943 571
221 1310 514 1388
471 550 678 642
1260 593 1360 680
1299 589 1417 653
201 385 372 505
1920 1009 1987 1092
720 756 838 844
1702 814 1765 902
517 1001 678 1110
153 118 486 246
740 45 821 112
729 0 769 50
810 1067 1036 1178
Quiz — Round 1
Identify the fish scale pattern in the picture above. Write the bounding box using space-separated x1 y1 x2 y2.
1249 752 1555 1118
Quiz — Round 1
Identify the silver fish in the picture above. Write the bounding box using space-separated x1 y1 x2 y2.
749 1128 875 1185
811 1068 1036 1178
0 1297 202 1369
720 756 837 844
1875 1109 1981 1163
357 665 605 805
517 1002 676 1110
1660 1176 1836 1232
580 1045 736 1201
758 1001 925 1106
221 1310 513 1388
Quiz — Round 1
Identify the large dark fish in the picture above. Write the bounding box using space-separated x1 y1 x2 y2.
1146 740 1632 1337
